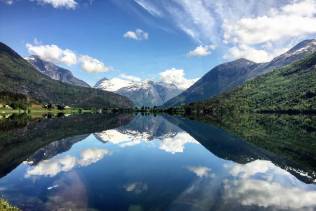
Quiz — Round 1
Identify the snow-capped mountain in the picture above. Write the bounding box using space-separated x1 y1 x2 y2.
94 78 183 107
26 55 90 87
94 77 135 92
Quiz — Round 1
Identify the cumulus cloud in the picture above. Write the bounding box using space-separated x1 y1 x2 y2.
159 132 198 154
123 29 149 40
26 148 110 177
26 42 111 73
78 148 110 166
159 68 198 90
188 45 216 57
224 160 316 209
187 166 212 177
224 45 289 63
223 0 316 46
222 0 316 62
35 0 77 9
26 43 77 66
79 55 111 73
224 179 316 209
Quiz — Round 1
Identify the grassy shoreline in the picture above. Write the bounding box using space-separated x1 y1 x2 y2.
0 198 20 211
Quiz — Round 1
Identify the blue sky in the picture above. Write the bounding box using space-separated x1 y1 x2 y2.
1 0 316 86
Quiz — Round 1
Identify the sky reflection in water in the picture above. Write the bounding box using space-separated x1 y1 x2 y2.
0 114 315 211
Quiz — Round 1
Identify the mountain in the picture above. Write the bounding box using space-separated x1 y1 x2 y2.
26 55 90 87
27 134 89 165
95 78 182 107
0 42 133 109
186 52 316 114
164 39 316 107
248 39 316 78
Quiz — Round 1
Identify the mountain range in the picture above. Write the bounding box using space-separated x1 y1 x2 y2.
26 55 90 88
0 42 133 109
163 39 316 107
95 78 183 107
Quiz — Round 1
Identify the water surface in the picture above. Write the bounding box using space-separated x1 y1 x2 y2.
0 113 315 211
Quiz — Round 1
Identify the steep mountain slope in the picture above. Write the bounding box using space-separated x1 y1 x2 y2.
164 59 259 107
248 39 316 78
187 52 316 114
164 39 316 107
0 42 133 109
26 55 90 87
95 78 182 107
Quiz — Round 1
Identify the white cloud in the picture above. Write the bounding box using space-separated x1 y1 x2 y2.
36 0 77 9
188 45 216 57
26 42 110 73
224 160 316 209
224 45 289 63
26 43 77 66
123 29 149 40
223 0 316 46
79 55 111 73
167 0 216 43
132 0 219 43
119 73 142 82
159 132 198 154
26 155 77 177
1 0 78 8
124 182 148 194
133 0 316 63
134 0 162 17
26 148 110 177
159 68 198 90
221 0 316 62
224 179 316 209
78 148 110 166
187 166 212 177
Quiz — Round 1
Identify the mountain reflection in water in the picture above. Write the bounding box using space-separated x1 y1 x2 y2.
0 113 315 211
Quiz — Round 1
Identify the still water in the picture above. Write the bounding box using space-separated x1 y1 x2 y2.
0 113 315 211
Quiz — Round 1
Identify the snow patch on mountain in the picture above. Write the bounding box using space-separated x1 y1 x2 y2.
94 76 186 107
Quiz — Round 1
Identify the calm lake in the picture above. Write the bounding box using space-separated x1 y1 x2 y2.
0 113 315 211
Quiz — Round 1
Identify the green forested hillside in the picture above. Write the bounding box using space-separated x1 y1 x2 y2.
186 53 316 115
0 42 133 109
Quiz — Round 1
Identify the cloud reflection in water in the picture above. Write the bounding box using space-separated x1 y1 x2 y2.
26 148 110 177
95 129 198 154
